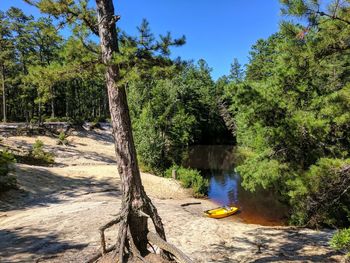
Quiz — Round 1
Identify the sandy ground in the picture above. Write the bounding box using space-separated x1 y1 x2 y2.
0 129 345 263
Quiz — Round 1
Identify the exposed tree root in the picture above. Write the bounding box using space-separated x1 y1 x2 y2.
86 245 116 263
86 207 193 263
100 213 122 255
146 232 192 263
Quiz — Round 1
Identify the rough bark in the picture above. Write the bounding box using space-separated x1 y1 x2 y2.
94 0 179 262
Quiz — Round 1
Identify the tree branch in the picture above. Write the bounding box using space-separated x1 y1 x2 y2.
23 0 100 35
147 232 193 263
316 10 350 25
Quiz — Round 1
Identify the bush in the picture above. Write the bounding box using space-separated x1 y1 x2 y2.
0 150 17 192
133 106 168 174
57 132 68 145
30 117 39 125
44 116 61 122
289 158 350 227
331 228 350 258
31 139 55 165
166 165 209 197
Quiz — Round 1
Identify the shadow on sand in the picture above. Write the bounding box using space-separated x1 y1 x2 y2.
208 227 341 262
0 165 120 212
3 136 117 166
0 228 88 263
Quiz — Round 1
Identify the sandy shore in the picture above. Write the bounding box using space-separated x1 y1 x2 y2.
0 130 344 262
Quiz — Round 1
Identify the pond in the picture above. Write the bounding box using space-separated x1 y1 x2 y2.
184 145 288 226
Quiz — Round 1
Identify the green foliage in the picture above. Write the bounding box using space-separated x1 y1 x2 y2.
331 228 350 257
221 0 350 227
288 159 350 227
130 59 228 174
165 165 209 197
0 150 17 192
57 131 68 145
229 58 244 83
1 7 108 123
31 139 54 164
1 6 231 182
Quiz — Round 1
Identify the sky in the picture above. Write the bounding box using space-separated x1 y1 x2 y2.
0 0 282 79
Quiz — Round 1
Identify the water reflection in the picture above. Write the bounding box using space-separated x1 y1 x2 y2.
208 171 239 205
184 145 288 226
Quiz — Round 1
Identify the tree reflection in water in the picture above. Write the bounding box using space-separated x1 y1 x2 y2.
185 145 288 226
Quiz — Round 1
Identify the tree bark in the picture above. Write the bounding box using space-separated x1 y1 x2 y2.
1 64 6 123
95 0 170 261
50 86 55 118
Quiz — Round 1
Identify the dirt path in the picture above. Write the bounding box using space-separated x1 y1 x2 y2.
0 130 344 262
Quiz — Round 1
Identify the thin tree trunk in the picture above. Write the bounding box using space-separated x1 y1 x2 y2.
66 92 69 118
1 64 6 123
38 100 42 124
50 86 55 119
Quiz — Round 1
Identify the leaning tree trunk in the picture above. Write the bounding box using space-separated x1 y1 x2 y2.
94 0 187 262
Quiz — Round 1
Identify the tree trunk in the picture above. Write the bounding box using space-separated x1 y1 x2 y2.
95 0 170 261
1 64 6 123
50 86 55 118
38 100 42 124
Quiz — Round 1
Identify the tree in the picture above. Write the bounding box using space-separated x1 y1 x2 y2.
0 11 15 123
280 0 350 26
25 0 192 262
220 0 350 227
229 58 243 83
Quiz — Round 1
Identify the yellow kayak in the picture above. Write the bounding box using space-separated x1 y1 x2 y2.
204 206 238 219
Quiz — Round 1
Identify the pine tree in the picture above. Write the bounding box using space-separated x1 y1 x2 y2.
220 0 350 227
0 12 11 122
24 0 192 262
229 58 243 83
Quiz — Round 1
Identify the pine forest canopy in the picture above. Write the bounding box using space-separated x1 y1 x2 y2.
0 0 349 255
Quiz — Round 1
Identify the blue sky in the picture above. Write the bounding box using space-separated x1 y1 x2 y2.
0 0 282 79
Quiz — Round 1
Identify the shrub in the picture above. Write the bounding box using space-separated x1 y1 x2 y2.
57 132 68 145
44 116 60 122
30 117 39 125
331 228 350 258
165 165 209 197
288 158 350 227
31 139 55 165
0 150 17 192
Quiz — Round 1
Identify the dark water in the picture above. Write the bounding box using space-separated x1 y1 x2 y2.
184 145 288 226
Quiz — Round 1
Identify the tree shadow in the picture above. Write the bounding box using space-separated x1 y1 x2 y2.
204 227 341 262
247 227 341 262
0 228 87 262
54 146 116 165
74 129 114 144
0 165 121 212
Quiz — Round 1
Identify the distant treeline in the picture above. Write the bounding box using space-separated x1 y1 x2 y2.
0 7 232 174
0 8 108 123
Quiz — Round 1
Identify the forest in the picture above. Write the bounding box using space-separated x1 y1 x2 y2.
1 0 350 262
